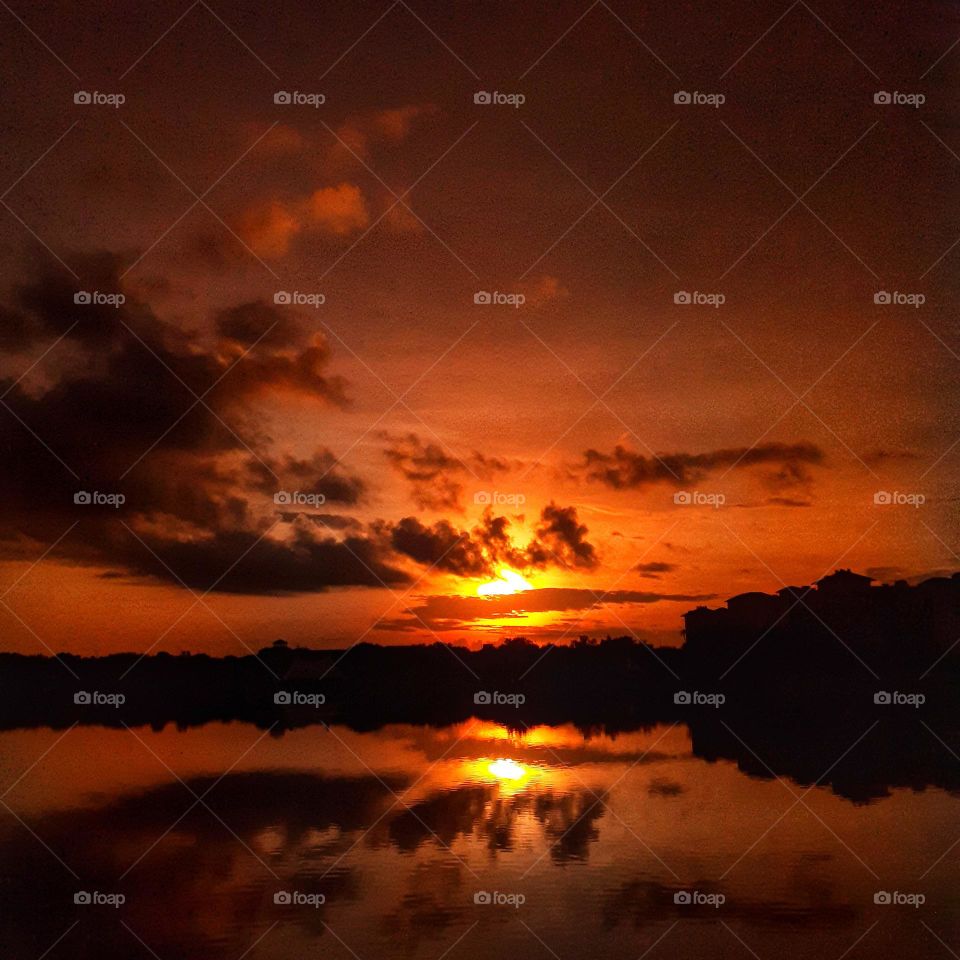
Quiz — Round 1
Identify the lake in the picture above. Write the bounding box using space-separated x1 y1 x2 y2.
0 719 957 959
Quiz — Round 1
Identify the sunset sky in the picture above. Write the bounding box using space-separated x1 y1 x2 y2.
0 0 957 655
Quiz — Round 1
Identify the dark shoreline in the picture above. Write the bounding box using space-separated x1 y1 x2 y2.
2 635 957 803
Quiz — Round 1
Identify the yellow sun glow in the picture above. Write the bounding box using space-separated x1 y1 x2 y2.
477 569 533 596
487 758 527 781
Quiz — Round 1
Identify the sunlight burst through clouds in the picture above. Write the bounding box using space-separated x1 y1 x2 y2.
477 569 533 597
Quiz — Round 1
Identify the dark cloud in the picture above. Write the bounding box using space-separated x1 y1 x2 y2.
635 561 677 579
214 300 304 350
730 496 814 509
0 257 602 597
249 450 365 505
377 586 716 631
308 514 364 531
114 525 409 594
0 304 49 352
381 503 600 579
527 503 599 570
0 252 389 594
3 250 136 350
384 517 489 577
760 459 817 493
582 442 824 490
381 432 511 511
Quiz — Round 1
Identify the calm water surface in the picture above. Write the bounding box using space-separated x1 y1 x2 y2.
1 721 957 959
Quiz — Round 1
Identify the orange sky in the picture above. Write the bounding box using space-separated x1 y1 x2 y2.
0 0 956 655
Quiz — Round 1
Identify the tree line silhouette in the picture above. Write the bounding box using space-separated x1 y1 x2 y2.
0 570 956 801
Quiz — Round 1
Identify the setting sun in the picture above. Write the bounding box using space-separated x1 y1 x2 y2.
477 569 533 597
487 758 528 781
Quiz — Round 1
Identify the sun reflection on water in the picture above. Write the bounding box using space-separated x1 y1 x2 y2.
460 753 551 795
487 757 527 781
